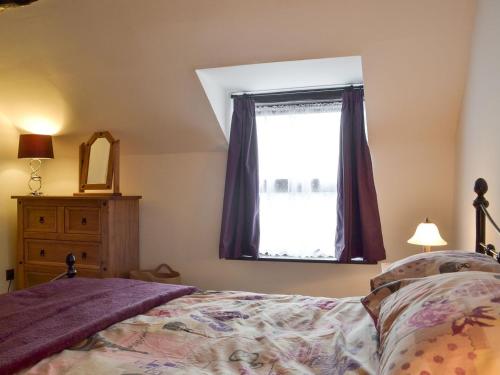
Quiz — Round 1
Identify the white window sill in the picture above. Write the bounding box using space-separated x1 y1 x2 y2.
232 255 373 264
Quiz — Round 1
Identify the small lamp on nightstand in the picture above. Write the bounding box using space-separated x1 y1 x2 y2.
18 134 54 196
408 218 447 252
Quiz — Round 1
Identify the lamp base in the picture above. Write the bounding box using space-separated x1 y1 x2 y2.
28 158 43 196
423 245 432 253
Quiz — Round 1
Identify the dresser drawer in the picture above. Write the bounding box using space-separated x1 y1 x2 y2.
65 207 101 235
25 266 101 288
25 270 58 287
24 206 58 233
25 239 101 267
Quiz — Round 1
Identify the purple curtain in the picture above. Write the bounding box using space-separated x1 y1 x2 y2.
335 88 386 263
219 96 260 259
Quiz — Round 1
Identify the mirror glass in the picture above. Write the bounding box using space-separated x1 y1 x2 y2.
87 137 111 184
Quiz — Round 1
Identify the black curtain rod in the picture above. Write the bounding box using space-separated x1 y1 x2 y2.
230 85 363 99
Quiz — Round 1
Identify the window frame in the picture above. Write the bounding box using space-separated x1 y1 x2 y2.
229 87 374 264
256 109 340 261
226 86 374 264
235 255 375 265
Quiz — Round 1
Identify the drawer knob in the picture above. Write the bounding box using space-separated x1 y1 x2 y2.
81 251 87 260
39 216 45 224
81 217 87 225
40 249 45 257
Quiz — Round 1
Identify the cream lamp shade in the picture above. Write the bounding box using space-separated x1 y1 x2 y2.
408 218 447 252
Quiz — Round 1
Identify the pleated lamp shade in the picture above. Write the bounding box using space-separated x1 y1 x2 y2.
18 134 54 159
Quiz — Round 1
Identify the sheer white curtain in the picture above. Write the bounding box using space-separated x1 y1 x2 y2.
256 103 341 258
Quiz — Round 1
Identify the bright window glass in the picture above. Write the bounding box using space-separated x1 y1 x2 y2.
257 109 341 259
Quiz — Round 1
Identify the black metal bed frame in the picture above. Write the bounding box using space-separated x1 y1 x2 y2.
474 178 500 263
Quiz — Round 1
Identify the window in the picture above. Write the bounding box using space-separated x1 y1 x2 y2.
219 85 384 263
256 101 341 260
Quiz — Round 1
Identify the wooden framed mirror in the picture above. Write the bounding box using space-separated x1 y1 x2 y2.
76 131 120 195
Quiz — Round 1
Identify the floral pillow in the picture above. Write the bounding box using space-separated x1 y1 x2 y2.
362 278 419 324
365 271 500 374
371 250 500 290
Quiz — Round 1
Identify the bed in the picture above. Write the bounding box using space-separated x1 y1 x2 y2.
1 178 499 375
17 290 378 374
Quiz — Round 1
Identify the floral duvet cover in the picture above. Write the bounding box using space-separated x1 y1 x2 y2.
20 291 379 375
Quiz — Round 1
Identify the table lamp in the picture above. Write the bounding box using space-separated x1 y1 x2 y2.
18 134 54 196
408 218 447 252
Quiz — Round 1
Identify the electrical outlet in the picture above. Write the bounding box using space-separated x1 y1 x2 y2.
5 269 14 281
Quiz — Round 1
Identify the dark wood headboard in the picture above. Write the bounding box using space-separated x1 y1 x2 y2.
473 178 500 263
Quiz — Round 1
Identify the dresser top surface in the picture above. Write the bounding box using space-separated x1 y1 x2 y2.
12 195 142 201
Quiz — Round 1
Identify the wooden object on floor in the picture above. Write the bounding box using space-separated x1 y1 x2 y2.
129 264 182 284
12 195 141 289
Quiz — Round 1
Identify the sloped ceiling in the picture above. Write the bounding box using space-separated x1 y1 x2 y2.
0 0 475 157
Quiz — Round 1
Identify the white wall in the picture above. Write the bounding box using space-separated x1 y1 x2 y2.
0 123 29 292
42 153 379 297
1 0 476 295
0 160 28 293
455 0 500 248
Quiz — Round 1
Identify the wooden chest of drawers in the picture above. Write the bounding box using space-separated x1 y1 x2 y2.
12 195 141 289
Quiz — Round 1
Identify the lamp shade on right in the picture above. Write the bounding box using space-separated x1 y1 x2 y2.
408 219 447 247
18 134 54 159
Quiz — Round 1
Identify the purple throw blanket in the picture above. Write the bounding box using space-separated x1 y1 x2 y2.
0 278 196 374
